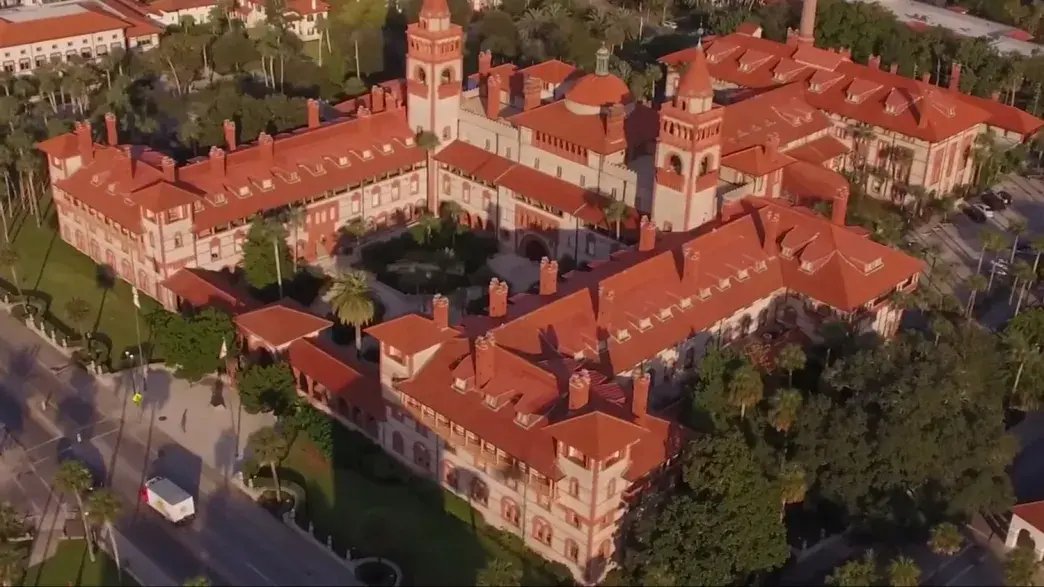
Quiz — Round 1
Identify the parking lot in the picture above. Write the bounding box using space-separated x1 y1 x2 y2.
906 173 1044 328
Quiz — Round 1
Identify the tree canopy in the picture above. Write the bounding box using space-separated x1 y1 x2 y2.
240 217 293 294
146 307 237 381
236 361 297 415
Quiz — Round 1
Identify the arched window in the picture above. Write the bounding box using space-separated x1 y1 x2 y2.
501 498 520 527
412 442 430 471
567 477 579 497
699 154 713 176
667 154 683 174
443 464 459 490
470 478 489 506
415 67 426 84
565 538 580 561
440 68 454 84
606 478 617 498
391 431 404 455
532 517 552 546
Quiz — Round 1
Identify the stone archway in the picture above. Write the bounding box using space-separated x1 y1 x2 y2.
519 234 551 262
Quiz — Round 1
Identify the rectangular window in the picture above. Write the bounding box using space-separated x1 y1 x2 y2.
351 197 361 214
370 192 380 207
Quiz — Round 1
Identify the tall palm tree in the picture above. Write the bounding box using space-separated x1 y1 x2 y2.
965 273 988 322
1004 545 1040 587
327 270 375 355
770 388 803 434
778 462 806 521
247 426 289 501
1028 234 1044 280
86 488 124 580
847 122 876 174
0 245 21 299
64 297 92 339
888 556 921 587
977 229 1007 275
53 459 96 562
1005 330 1038 411
727 364 763 418
1013 259 1037 316
603 199 629 240
1008 218 1028 263
774 343 806 387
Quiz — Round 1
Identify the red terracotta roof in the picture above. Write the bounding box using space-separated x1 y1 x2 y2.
1014 500 1044 532
519 59 577 85
161 268 258 313
543 411 648 460
566 72 633 108
784 135 849 165
508 100 659 155
781 160 850 206
719 84 833 161
287 337 385 419
149 0 218 11
365 313 459 355
419 0 449 16
0 5 130 49
676 44 713 98
235 299 332 347
36 134 80 159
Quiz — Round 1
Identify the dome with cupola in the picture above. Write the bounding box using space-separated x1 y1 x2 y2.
564 46 635 115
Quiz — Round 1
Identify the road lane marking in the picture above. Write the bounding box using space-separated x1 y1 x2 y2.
244 561 278 586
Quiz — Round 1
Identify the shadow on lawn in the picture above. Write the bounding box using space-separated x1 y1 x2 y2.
24 538 125 587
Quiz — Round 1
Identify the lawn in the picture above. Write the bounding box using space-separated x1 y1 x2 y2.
21 539 139 587
302 40 321 61
281 436 570 586
3 199 159 365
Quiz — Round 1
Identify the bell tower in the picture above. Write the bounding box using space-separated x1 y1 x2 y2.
406 0 463 147
651 43 723 231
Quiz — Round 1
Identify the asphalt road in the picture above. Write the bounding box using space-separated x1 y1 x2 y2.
0 330 358 586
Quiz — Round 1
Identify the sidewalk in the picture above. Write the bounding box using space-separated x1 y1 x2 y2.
104 526 178 587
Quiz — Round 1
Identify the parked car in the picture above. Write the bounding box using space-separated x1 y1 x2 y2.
964 204 988 223
996 190 1014 205
971 202 995 218
981 191 1007 211
991 258 1010 276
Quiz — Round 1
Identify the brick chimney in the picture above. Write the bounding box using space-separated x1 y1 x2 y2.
568 370 591 411
832 186 849 226
223 119 236 152
605 104 625 144
209 146 226 177
632 372 650 418
432 293 450 329
475 333 495 388
682 247 700 287
539 257 558 295
523 75 541 111
75 121 93 164
638 215 656 252
371 86 386 113
889 63 899 74
114 146 133 178
307 99 320 128
798 0 818 44
104 112 118 146
259 132 274 167
485 74 501 119
488 278 508 318
598 285 615 319
763 210 781 252
868 54 881 69
161 156 176 182
478 50 492 74
949 63 962 91
920 72 931 84
764 133 780 159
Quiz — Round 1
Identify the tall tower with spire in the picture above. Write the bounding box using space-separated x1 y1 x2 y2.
405 0 464 146
650 43 724 231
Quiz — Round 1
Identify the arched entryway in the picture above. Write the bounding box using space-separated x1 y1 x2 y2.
519 235 551 261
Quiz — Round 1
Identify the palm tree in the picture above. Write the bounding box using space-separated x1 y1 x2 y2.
978 230 1008 276
1029 234 1044 277
888 556 921 587
965 273 988 322
1013 259 1037 316
327 270 375 355
1009 218 1028 263
727 364 763 418
476 558 522 587
0 245 20 299
847 122 876 174
778 462 806 521
928 522 964 556
53 459 96 562
1004 328 1040 411
415 130 439 151
827 551 878 586
413 213 442 246
774 343 806 386
770 388 803 433
183 576 213 587
247 426 289 501
86 488 124 580
64 297 92 338
283 205 306 274
603 199 629 240
1005 545 1040 587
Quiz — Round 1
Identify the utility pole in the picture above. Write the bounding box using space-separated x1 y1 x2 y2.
272 237 284 298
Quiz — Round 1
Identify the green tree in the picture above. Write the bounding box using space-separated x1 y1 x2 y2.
236 361 296 415
86 488 124 580
778 462 807 520
411 213 442 245
0 500 29 587
240 218 293 295
327 270 375 355
769 388 803 434
827 552 878 586
929 522 964 556
0 245 21 298
63 297 92 338
247 426 289 501
183 577 212 587
1005 545 1041 587
965 273 989 321
774 342 806 386
888 556 920 587
476 558 522 587
603 199 629 240
53 460 96 563
727 364 763 418
333 0 386 78
147 307 237 382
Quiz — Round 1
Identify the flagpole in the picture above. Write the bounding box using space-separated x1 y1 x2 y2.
132 287 145 400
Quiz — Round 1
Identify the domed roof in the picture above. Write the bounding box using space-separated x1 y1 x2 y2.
566 73 634 108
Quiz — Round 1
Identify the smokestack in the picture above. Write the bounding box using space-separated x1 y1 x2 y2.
432 294 450 329
75 121 93 164
523 75 541 111
632 372 650 418
638 216 656 252
832 186 849 226
259 132 274 166
307 99 320 128
161 156 176 182
478 50 492 74
488 278 508 318
568 370 591 411
799 0 818 43
949 63 962 91
104 112 118 146
539 257 558 295
223 119 236 152
209 146 226 177
371 86 386 113
475 333 495 388
485 75 501 119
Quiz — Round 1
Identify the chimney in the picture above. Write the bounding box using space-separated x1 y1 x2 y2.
475 333 495 388
920 72 931 84
764 133 780 159
949 63 962 91
209 146 226 177
161 156 176 182
632 372 650 418
638 216 656 252
488 278 508 318
371 86 387 113
598 285 615 319
991 90 1001 101
798 0 818 43
478 50 492 74
605 104 625 145
75 121 93 164
832 186 849 226
523 75 541 111
259 132 274 166
889 63 899 74
104 112 118 146
568 370 591 411
539 257 558 295
763 210 781 252
356 105 372 132
223 119 237 152
115 146 133 178
307 99 320 128
485 74 501 119
432 294 450 329
868 54 881 69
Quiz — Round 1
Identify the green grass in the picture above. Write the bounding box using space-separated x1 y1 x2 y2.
282 438 567 586
3 199 159 363
302 40 321 61
21 539 139 587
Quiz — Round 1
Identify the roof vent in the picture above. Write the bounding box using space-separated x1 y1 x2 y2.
287 172 300 183
106 183 116 194
314 164 326 175
800 261 815 273
698 288 711 300
658 307 673 320
615 329 631 342
211 193 226 205
736 269 750 281
337 155 349 166
755 260 767 272
260 178 274 190
679 296 693 309
405 136 416 147
717 277 731 291
864 258 883 274
381 144 393 154
637 317 653 331
515 412 535 428
361 149 373 160
192 201 204 212
237 186 251 198
781 246 794 259
91 174 103 186
809 83 822 93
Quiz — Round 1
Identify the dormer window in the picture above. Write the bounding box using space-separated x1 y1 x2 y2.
361 149 373 160
809 83 821 93
211 193 226 205
800 261 815 273
638 317 653 331
864 258 883 273
91 174 103 186
237 186 250 198
337 155 350 166
717 277 731 291
483 394 498 409
615 329 631 342
658 307 673 320
845 92 859 104
381 144 392 154
739 63 752 73
736 269 749 281
314 164 326 175
573 350 585 361
885 104 897 115
515 412 534 428
698 288 711 300
260 178 274 190
192 201 203 213
781 246 794 259
405 137 416 147
755 260 767 272
679 296 692 309
452 377 467 392
106 183 116 194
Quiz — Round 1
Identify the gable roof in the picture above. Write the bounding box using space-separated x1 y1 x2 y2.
235 299 333 347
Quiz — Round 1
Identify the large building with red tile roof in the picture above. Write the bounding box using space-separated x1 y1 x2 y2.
37 0 937 581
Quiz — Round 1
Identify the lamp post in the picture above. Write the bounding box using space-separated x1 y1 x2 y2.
131 288 146 395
